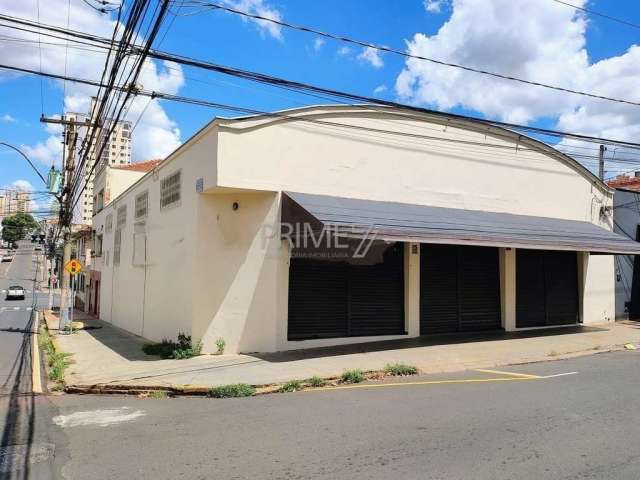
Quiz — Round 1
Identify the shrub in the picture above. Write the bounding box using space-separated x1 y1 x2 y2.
142 332 201 359
279 380 303 393
215 338 226 355
39 325 71 386
308 376 325 387
341 369 364 384
384 363 418 376
209 383 256 398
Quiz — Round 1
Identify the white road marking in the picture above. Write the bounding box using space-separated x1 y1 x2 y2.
541 371 578 378
13 307 19 311
52 407 146 428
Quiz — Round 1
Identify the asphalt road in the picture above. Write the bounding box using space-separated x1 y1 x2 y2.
48 351 640 480
2 245 640 479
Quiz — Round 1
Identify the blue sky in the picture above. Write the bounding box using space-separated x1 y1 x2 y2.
1 0 640 194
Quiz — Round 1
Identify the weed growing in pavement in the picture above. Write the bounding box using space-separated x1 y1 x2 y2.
147 390 169 399
341 369 364 384
308 376 325 387
384 363 418 376
142 332 202 359
215 338 226 355
279 380 303 393
209 383 256 398
39 325 71 386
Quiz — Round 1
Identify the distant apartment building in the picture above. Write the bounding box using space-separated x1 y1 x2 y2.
0 188 31 219
66 97 132 225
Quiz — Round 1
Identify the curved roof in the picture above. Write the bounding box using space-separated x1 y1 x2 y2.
213 104 611 195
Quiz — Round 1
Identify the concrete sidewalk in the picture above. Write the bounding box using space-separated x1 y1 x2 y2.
43 311 640 390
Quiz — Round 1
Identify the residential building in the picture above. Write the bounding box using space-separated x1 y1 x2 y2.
606 175 640 319
70 225 93 311
0 188 31 220
66 98 132 225
91 105 640 354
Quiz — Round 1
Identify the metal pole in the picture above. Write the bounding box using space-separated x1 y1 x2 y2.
598 144 606 180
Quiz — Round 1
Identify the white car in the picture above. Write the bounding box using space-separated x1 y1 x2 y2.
1 255 12 262
6 285 25 300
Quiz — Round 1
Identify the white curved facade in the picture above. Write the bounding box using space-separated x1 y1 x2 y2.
92 106 617 353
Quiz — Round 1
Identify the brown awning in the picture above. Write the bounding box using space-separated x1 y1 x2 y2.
282 192 640 255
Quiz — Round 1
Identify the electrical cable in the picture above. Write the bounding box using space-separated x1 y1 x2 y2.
182 0 640 109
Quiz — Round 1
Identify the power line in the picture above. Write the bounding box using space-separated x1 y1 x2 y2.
0 142 48 186
551 0 640 31
4 12 640 151
184 0 640 109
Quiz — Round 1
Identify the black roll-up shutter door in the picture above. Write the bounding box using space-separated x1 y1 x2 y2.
288 243 405 340
544 251 579 325
288 258 348 340
421 245 501 334
459 246 501 331
420 244 459 334
350 243 405 336
516 250 547 328
516 250 578 328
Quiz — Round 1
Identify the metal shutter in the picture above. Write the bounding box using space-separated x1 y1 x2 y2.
288 243 404 340
459 246 501 331
288 258 348 340
421 245 501 334
349 243 405 336
516 250 579 328
420 244 459 334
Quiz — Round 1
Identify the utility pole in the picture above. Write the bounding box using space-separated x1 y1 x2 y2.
598 144 607 181
41 115 83 328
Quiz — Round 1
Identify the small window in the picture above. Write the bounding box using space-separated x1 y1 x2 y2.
96 234 103 256
106 213 113 233
116 205 127 230
113 230 121 266
135 191 149 220
160 170 181 209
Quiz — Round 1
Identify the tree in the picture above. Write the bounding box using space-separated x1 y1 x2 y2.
1 212 39 243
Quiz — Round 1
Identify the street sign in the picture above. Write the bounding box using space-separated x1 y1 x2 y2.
64 259 83 275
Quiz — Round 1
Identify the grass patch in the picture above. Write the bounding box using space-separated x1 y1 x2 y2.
279 380 303 393
341 369 364 384
209 383 256 398
147 390 169 399
215 338 226 355
308 376 325 388
548 350 561 357
384 363 418 376
142 332 202 359
39 324 71 387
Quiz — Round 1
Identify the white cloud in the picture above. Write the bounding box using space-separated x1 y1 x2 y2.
373 84 387 95
21 136 63 167
12 179 34 191
222 0 284 40
395 0 640 175
0 0 186 165
337 46 352 56
1 114 16 123
424 0 445 13
358 46 384 69
396 0 589 124
313 38 325 52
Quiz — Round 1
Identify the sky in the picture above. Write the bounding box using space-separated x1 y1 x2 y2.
1 0 640 202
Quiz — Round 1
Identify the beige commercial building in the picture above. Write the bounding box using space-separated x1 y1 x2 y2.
90 105 640 354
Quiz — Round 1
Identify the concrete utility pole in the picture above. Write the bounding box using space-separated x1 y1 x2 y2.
41 115 85 328
598 144 607 181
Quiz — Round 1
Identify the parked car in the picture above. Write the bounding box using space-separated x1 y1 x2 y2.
34 245 42 251
6 285 25 300
1 255 12 262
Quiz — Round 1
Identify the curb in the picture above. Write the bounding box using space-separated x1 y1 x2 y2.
59 343 634 398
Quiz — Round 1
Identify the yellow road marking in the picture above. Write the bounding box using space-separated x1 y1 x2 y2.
473 368 542 379
307 376 539 393
31 311 43 394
